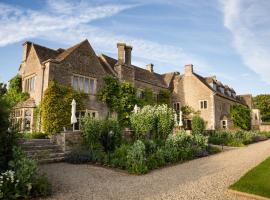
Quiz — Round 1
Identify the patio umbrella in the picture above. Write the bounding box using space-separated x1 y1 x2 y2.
71 99 77 131
179 110 183 127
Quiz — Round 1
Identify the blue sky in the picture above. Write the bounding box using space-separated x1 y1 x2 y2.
0 0 269 95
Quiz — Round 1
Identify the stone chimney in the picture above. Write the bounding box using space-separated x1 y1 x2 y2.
117 42 126 65
146 63 154 73
22 41 32 62
184 64 193 76
125 45 132 66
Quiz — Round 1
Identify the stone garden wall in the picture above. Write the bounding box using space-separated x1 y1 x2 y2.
52 131 83 152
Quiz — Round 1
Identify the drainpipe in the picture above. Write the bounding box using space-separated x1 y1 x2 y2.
211 92 217 130
39 64 46 132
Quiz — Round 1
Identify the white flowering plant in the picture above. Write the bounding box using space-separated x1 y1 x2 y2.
0 170 20 199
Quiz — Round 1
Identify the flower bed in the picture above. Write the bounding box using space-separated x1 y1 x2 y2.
208 130 270 147
66 105 221 174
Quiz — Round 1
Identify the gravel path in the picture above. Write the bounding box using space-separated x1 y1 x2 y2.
40 140 270 200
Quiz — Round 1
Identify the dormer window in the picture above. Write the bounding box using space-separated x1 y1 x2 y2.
232 92 236 98
219 87 224 94
227 90 231 96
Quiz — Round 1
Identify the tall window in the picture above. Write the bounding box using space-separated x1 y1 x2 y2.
199 100 208 109
72 75 96 94
173 102 180 111
25 76 36 92
137 89 144 99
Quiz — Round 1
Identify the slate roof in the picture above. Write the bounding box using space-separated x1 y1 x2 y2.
193 73 243 104
32 43 59 62
99 54 168 88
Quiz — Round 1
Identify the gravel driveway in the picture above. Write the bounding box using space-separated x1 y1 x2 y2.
40 140 270 200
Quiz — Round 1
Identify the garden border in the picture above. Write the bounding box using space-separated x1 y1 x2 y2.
228 189 270 200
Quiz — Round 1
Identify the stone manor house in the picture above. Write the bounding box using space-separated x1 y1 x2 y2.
13 39 260 132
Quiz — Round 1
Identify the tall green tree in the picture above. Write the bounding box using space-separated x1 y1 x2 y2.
0 82 7 96
253 94 270 122
230 104 251 130
4 75 29 108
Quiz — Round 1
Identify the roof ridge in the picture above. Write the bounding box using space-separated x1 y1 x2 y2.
32 43 57 52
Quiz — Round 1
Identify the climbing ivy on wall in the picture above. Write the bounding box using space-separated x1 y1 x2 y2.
98 75 137 126
157 89 171 105
230 104 251 130
41 81 84 134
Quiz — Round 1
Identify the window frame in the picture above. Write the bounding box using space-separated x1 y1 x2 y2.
72 74 97 95
24 75 36 93
221 120 228 129
199 100 208 110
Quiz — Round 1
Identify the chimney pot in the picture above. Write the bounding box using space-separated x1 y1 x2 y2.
22 41 32 62
125 45 132 66
146 63 154 73
184 64 193 76
117 42 126 65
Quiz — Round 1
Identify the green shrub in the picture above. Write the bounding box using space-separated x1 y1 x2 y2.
146 148 166 170
31 174 52 198
65 150 93 164
110 144 129 169
130 104 174 140
23 132 48 139
130 105 156 139
81 117 122 153
191 115 205 135
1 147 51 199
126 140 148 174
163 131 208 163
155 105 175 140
0 130 18 172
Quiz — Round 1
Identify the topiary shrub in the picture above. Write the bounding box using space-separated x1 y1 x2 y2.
191 115 205 135
126 140 148 174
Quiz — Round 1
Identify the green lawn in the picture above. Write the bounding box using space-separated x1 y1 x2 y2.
230 157 270 198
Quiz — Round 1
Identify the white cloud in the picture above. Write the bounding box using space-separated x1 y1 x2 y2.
219 0 270 85
0 0 210 73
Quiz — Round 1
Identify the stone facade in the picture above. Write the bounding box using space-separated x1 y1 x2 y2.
14 39 257 132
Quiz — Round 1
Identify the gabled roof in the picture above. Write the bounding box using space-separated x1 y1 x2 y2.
99 54 168 88
53 40 89 62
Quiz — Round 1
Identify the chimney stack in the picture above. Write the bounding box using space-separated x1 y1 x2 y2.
22 41 32 62
184 64 193 76
125 45 132 66
146 63 154 73
117 42 126 65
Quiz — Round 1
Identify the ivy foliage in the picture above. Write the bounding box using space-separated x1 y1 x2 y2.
253 94 270 122
4 75 29 108
230 104 251 130
138 88 154 106
191 115 206 135
157 89 171 105
41 81 84 135
98 75 137 126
